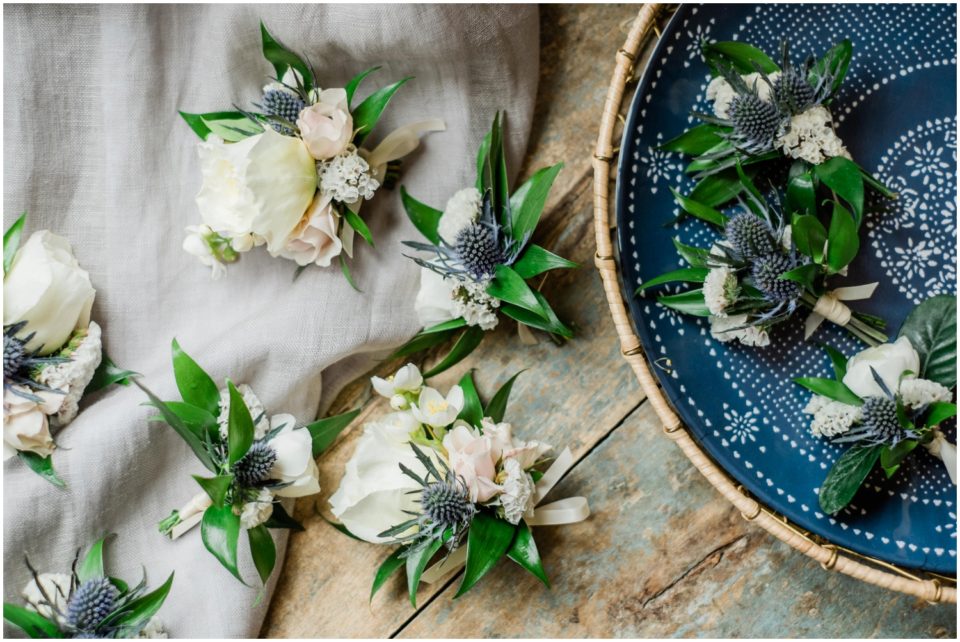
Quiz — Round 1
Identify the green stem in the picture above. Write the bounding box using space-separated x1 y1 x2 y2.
859 167 897 199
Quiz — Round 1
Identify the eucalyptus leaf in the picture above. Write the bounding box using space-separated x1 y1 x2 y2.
484 371 524 423
401 186 442 245
352 77 412 146
794 377 862 406
17 451 65 488
4 212 26 273
371 548 405 602
455 513 517 597
819 444 882 514
506 521 549 587
248 525 277 584
171 339 220 415
226 380 254 465
422 326 485 378
457 370 483 426
201 505 244 583
513 244 578 279
898 295 957 388
636 268 708 294
305 408 361 457
509 163 563 242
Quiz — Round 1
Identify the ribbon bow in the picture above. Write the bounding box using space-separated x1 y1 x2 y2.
804 282 878 340
422 447 590 583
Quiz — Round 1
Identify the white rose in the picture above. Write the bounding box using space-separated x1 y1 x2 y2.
267 414 320 498
842 336 920 399
3 386 62 460
277 193 343 267
329 411 431 543
297 88 353 160
438 187 481 244
414 267 458 328
4 231 96 355
194 128 316 255
22 572 71 623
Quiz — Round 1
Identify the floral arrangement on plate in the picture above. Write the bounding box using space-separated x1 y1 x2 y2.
3 536 173 639
395 114 577 376
179 22 444 284
637 168 886 347
796 295 957 514
662 39 894 209
3 214 134 486
329 363 589 605
136 340 359 584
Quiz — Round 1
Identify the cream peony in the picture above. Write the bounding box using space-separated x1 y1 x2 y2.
267 414 320 498
297 88 353 160
277 193 343 267
442 422 501 503
414 267 458 328
3 386 62 460
329 411 429 543
842 336 920 399
4 231 96 355
194 128 316 254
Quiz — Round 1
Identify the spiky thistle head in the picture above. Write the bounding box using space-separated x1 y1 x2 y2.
231 441 278 487
3 322 69 399
66 577 118 635
421 477 476 530
454 222 503 280
728 93 783 152
751 252 802 302
259 89 306 135
725 212 778 260
773 66 816 115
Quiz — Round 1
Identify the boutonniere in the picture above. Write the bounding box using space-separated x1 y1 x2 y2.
796 295 957 514
329 363 589 605
3 536 173 639
396 113 577 376
663 39 894 209
179 22 445 285
3 215 134 486
135 340 359 585
638 168 887 346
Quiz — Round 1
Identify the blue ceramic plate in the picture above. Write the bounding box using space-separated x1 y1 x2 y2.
616 3 957 573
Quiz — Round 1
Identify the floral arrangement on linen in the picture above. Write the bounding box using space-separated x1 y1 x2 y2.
662 39 893 209
796 296 956 514
179 22 444 284
396 114 576 376
3 536 173 639
637 168 886 347
3 214 134 486
329 364 589 605
136 339 359 584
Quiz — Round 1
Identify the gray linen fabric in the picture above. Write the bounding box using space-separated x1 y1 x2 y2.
3 4 538 637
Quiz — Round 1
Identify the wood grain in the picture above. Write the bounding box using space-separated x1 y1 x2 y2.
262 5 956 637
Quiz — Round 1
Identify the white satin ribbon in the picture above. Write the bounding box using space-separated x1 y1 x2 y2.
421 447 590 583
169 492 213 539
804 282 878 339
925 430 957 485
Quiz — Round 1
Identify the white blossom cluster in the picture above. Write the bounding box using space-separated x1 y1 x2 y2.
318 147 380 203
452 279 501 331
776 105 851 165
703 266 738 317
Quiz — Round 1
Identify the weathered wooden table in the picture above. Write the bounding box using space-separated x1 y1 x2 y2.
262 5 957 637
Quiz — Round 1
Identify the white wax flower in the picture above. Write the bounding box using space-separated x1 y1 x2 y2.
803 394 862 438
438 187 482 244
296 88 353 160
36 321 103 429
776 105 851 165
842 336 920 399
136 617 169 639
3 386 62 460
4 230 96 355
410 385 465 428
239 488 274 529
899 378 953 409
318 148 380 204
498 457 536 524
217 384 269 439
703 266 737 317
452 279 500 330
371 364 424 399
709 314 770 347
706 72 779 119
267 414 321 498
21 572 71 623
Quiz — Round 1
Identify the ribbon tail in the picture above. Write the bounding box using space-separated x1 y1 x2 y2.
926 432 957 485
420 546 466 584
524 497 590 526
533 447 576 505
833 282 879 301
170 492 213 540
804 311 825 340
365 118 447 173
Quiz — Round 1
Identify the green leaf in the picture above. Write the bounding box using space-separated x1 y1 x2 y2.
352 77 412 146
786 171 816 217
305 408 361 457
406 537 445 607
925 402 957 428
4 212 26 273
779 263 819 289
85 355 139 395
400 186 443 245
456 513 517 597
421 318 469 334
657 289 710 317
670 188 727 227
171 339 220 415
484 371 524 423
265 502 304 531
475 128 492 192
672 238 713 268
636 268 708 293
248 525 277 585
152 401 218 442
422 326 485 378
260 21 313 91
791 214 827 262
202 112 262 142
821 344 849 381
343 208 374 247
702 41 780 74
880 440 918 477
193 474 234 507
815 157 864 222
3 603 61 638
500 302 572 338
819 444 882 514
529 289 573 337
513 244 578 279
898 295 957 388
660 123 725 155
794 377 862 406
17 451 65 488
809 39 852 100
107 572 174 633
179 111 215 140
136 381 217 472
389 327 458 360
457 370 483 426
506 521 549 587
77 536 107 582
487 265 549 321
825 201 859 273
509 163 563 241
339 254 361 293
371 548 405 601
345 66 381 107
226 380 254 465
687 172 745 209
201 505 244 583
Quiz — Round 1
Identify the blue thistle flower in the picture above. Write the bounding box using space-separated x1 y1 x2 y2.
66 577 118 634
